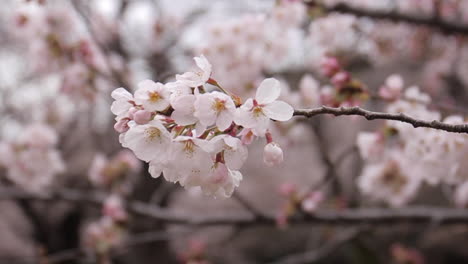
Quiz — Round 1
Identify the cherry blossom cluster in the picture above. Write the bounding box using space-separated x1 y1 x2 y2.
319 56 369 107
112 55 294 198
83 208 125 256
0 124 65 193
84 150 141 255
9 1 111 101
195 0 306 96
319 0 468 22
88 150 141 188
357 75 468 207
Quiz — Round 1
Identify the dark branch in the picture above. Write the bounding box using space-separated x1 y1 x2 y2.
294 106 468 134
305 1 468 35
232 191 268 220
268 228 362 264
3 187 468 226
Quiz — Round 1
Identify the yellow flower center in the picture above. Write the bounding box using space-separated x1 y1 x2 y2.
148 91 161 103
145 127 161 141
381 162 408 193
252 106 264 117
212 99 226 113
183 140 196 158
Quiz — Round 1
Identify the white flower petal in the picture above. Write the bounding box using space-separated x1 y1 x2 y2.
149 161 163 178
216 111 233 131
111 88 132 101
255 78 280 104
194 122 206 137
224 145 248 170
171 110 197 126
194 55 212 77
124 120 170 162
263 100 294 121
194 94 216 126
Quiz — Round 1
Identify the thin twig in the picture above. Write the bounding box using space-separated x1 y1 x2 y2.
268 228 362 264
232 191 268 219
305 0 468 35
294 106 468 133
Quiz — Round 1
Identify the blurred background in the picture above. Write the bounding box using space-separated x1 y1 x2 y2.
1 0 468 263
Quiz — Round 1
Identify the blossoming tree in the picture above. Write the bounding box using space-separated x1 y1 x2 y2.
1 0 468 263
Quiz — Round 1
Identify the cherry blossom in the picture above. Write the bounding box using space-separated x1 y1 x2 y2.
0 124 65 193
176 55 212 88
235 78 294 135
103 195 128 222
111 88 134 120
301 191 324 213
84 217 124 255
88 150 141 187
194 91 236 131
201 162 243 198
358 156 422 207
134 80 170 112
158 136 214 187
379 74 404 100
6 0 468 261
122 120 171 162
211 135 248 170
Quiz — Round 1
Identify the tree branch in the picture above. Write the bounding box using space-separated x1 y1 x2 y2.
232 191 268 220
268 228 362 264
293 106 468 133
3 187 468 226
304 0 468 35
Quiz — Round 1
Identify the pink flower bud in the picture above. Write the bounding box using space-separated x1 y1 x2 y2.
301 191 324 213
103 195 128 222
127 107 139 119
115 150 141 172
114 118 130 133
133 110 152 125
263 142 283 167
279 182 297 197
331 71 351 87
379 74 403 101
320 56 340 77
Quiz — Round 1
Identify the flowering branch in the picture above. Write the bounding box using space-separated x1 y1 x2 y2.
70 0 130 87
305 0 468 35
294 106 468 134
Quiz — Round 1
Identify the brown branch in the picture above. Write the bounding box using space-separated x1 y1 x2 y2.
232 191 268 220
305 0 468 35
3 187 468 226
293 106 468 133
7 230 190 264
268 228 362 264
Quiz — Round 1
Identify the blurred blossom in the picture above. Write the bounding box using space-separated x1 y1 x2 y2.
89 150 141 188
0 124 64 193
83 217 125 255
